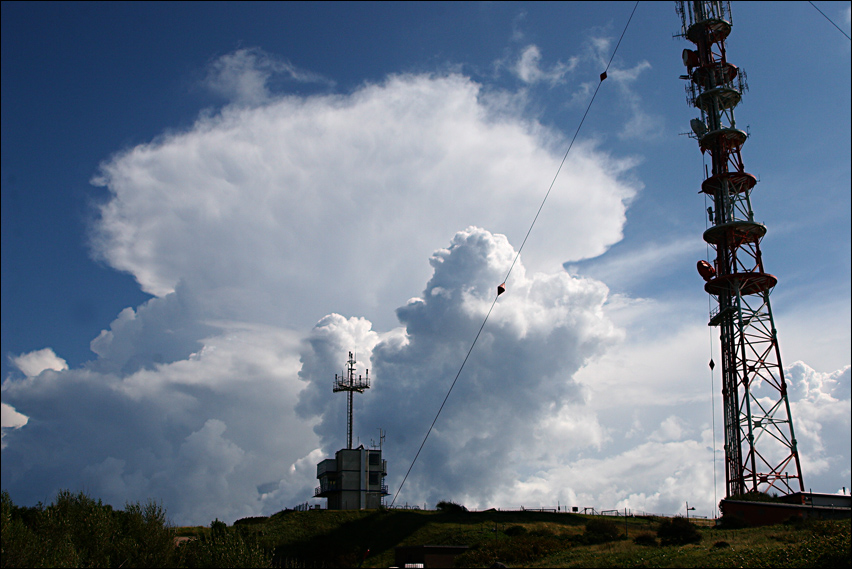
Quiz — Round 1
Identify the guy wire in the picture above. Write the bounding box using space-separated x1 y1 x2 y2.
391 1 640 507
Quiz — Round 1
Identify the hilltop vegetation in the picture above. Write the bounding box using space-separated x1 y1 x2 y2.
1 490 270 568
2 490 849 568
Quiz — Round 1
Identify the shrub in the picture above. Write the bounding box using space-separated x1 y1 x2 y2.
1 489 177 568
180 519 272 568
728 490 783 503
583 518 622 544
1 491 53 568
233 516 268 526
657 517 702 545
504 525 527 536
716 514 751 529
713 540 731 548
436 500 468 513
116 499 177 567
211 518 227 535
632 532 658 546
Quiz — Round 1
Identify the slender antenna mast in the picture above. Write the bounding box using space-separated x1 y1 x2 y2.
333 351 370 449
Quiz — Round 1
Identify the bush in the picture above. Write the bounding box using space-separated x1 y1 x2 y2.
729 491 782 503
1 491 62 568
180 519 272 568
504 525 527 536
1 489 177 568
436 500 468 513
632 532 658 546
116 499 176 567
657 517 702 546
716 514 751 529
233 516 268 526
583 518 622 544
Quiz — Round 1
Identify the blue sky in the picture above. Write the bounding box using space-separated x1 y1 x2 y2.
2 1 850 525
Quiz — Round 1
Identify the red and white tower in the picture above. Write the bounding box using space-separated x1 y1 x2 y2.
677 1 805 498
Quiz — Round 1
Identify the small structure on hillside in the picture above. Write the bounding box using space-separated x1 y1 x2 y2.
316 446 388 510
314 352 388 510
720 492 851 527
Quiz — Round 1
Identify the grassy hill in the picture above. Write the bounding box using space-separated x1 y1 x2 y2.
181 506 849 568
3 490 849 567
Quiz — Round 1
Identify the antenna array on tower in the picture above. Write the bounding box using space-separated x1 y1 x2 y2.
333 351 370 450
677 0 804 498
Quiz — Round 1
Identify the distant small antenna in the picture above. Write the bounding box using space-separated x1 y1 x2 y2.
371 427 386 450
333 351 370 449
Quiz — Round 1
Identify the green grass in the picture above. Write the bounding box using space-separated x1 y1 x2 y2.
230 508 849 568
3 489 849 568
231 507 595 567
534 518 851 568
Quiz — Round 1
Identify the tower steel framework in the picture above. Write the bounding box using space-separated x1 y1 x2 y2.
333 351 370 450
677 1 804 497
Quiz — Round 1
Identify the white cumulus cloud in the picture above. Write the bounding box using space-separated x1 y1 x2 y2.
10 347 68 377
2 322 319 525
90 70 637 333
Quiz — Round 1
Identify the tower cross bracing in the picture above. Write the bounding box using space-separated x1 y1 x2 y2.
677 0 805 498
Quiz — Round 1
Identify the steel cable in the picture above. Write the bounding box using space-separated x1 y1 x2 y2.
391 1 641 507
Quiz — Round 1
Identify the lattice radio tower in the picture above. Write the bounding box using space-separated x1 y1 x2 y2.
333 351 370 450
677 1 805 497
